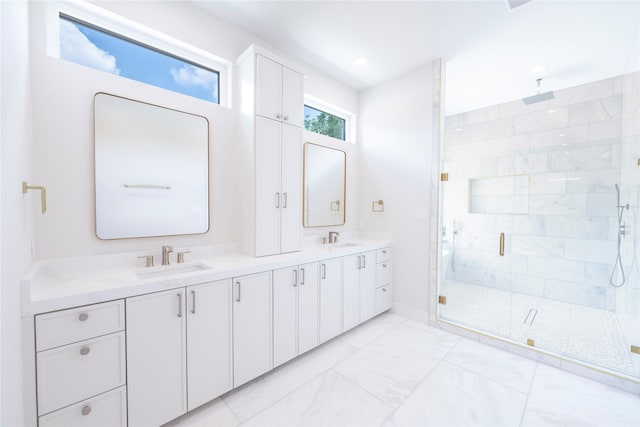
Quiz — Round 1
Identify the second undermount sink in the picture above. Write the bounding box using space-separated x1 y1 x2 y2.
136 263 210 279
330 242 360 249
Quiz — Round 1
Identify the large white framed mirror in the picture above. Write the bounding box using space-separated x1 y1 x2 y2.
94 93 209 239
303 142 346 227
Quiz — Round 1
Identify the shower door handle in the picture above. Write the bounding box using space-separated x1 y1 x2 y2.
499 232 505 257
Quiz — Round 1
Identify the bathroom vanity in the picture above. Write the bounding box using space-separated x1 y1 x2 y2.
21 239 393 427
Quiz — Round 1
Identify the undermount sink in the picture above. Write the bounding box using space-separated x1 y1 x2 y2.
136 263 210 279
330 242 360 248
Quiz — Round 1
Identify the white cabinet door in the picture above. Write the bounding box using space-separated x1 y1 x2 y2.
342 254 361 332
319 258 342 343
359 251 377 322
298 262 319 354
280 124 302 253
233 271 272 387
255 116 282 256
273 267 298 367
186 280 232 411
256 55 283 121
126 289 187 427
282 66 303 128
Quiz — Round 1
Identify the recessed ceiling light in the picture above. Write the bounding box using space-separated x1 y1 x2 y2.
353 57 368 66
548 109 556 114
530 64 547 73
455 128 462 131
558 133 565 137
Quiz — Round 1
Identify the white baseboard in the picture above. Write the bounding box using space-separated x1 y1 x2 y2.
390 302 429 323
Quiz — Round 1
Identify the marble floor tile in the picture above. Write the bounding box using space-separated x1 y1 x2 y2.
242 370 395 426
521 364 640 426
384 361 528 426
334 323 461 407
222 338 356 422
338 312 406 348
444 338 537 393
164 398 239 427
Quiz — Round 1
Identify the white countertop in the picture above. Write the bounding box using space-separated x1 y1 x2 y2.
21 237 391 315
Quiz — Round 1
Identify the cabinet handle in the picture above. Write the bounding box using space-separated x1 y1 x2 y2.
382 264 387 268
362 255 366 269
300 268 305 285
81 406 92 416
177 293 183 318
292 269 298 286
283 192 288 208
382 288 387 292
191 290 196 314
499 232 505 257
275 193 280 208
357 256 361 270
79 347 90 356
383 250 387 254
235 281 241 302
321 264 326 279
78 312 89 322
283 115 289 121
276 113 282 119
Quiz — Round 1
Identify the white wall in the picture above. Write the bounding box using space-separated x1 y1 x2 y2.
29 0 359 259
1 1 34 425
358 64 434 318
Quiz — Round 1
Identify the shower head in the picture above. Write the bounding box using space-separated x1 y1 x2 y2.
522 78 555 105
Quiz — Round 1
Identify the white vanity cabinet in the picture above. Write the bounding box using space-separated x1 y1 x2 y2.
126 280 233 426
343 251 376 331
233 271 273 387
256 54 304 127
34 300 126 426
273 262 320 367
375 248 393 314
126 289 187 427
238 46 304 257
319 257 343 343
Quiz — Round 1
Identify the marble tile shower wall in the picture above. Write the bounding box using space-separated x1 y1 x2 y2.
441 72 640 311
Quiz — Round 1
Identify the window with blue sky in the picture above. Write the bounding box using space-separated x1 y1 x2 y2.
59 15 220 104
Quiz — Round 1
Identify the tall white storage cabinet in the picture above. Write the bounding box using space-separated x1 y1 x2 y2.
238 46 304 257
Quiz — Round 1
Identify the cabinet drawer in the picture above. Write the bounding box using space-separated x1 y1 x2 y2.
376 261 392 286
37 332 126 415
36 300 124 351
38 386 127 427
376 247 392 263
375 284 393 314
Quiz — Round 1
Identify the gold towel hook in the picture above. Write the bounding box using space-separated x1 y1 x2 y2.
22 181 47 214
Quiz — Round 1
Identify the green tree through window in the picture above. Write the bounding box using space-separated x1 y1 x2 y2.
304 105 346 140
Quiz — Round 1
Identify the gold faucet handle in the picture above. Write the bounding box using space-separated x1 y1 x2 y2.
177 251 191 264
137 255 154 268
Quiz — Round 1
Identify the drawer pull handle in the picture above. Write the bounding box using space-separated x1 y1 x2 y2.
81 406 92 416
383 250 387 254
382 288 387 292
362 255 366 269
79 347 90 356
382 264 387 268
78 313 89 321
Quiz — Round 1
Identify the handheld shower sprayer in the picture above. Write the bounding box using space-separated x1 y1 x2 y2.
610 184 628 287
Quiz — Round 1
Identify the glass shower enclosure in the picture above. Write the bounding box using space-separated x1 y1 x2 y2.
437 59 640 380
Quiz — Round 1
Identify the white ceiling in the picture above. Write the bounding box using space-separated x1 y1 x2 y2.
195 0 639 115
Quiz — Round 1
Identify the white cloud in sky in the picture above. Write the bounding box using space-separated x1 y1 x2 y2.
59 19 120 75
170 65 218 100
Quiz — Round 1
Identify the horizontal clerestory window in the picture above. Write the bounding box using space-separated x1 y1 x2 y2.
48 1 230 106
304 104 347 141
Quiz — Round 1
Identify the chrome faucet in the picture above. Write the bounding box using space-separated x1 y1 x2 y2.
161 245 173 266
328 231 340 244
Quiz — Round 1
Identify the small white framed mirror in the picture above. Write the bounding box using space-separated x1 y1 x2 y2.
303 142 346 227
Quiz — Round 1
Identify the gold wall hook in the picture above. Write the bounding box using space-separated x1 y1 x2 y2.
22 181 47 214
